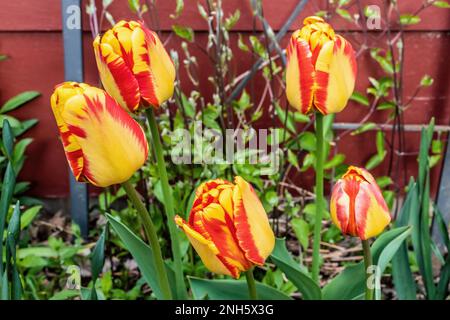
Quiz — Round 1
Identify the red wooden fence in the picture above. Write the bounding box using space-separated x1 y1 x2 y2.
0 0 449 197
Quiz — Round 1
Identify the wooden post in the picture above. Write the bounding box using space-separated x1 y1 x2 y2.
61 0 88 238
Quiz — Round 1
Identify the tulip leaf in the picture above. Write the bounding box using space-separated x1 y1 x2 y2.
106 214 172 300
374 226 412 300
270 238 321 300
322 226 411 300
89 226 107 300
188 277 292 300
392 179 417 300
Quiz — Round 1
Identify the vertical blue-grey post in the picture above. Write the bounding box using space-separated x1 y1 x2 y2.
435 138 450 251
61 0 89 237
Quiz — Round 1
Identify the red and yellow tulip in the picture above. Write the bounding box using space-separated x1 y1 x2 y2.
50 82 148 187
330 166 391 240
175 177 275 278
286 16 357 115
93 20 176 113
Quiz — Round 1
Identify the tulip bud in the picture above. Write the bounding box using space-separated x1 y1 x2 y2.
50 82 148 187
93 20 175 112
175 177 275 278
286 16 357 115
330 166 391 240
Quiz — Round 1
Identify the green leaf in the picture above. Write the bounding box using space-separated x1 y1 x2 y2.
2 119 14 160
287 149 299 169
351 122 376 135
270 239 321 300
12 119 38 137
91 227 107 282
0 55 7 61
106 214 166 300
433 1 450 8
377 101 395 110
365 151 386 170
13 138 32 165
49 289 80 300
324 154 345 170
376 176 393 189
400 14 421 25
275 103 296 133
323 226 411 299
336 8 353 21
293 112 310 123
224 9 240 30
291 219 309 250
299 132 316 152
238 34 250 52
0 163 16 275
170 0 184 19
374 227 412 299
189 277 292 300
172 25 194 42
20 205 41 230
350 92 369 106
0 91 40 114
420 75 434 87
391 179 417 300
376 130 385 156
128 0 140 13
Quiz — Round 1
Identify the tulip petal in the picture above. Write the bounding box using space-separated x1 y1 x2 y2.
314 35 357 114
233 176 275 265
175 215 233 277
130 24 175 108
50 83 89 181
93 36 140 112
330 180 350 234
60 87 148 187
357 182 391 240
198 203 251 278
285 35 315 114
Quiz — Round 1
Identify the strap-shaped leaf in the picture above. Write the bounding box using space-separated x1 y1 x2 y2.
189 277 292 300
270 238 321 300
392 179 417 300
323 226 411 300
106 214 172 299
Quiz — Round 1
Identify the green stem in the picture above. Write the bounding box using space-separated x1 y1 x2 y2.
311 112 324 284
362 239 374 300
122 180 172 300
145 108 187 300
245 268 258 300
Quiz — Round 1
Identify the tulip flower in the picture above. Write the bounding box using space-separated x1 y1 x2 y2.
93 20 176 113
50 82 149 187
330 166 391 240
175 177 275 279
285 16 357 115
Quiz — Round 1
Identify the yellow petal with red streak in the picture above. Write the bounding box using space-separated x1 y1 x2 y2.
175 215 233 277
313 35 357 114
131 25 175 107
286 34 315 114
50 82 89 181
60 87 148 187
200 203 251 278
233 176 275 265
358 182 391 240
93 36 140 112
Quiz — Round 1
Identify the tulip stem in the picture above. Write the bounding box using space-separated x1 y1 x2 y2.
245 268 258 300
311 112 324 284
122 180 172 300
146 108 187 300
362 239 374 300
